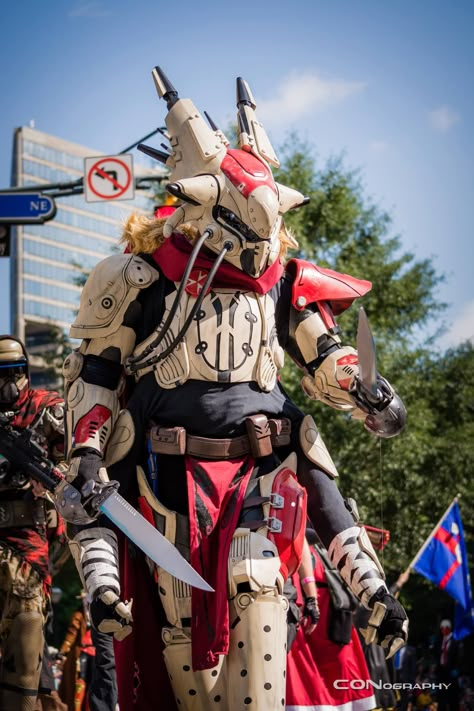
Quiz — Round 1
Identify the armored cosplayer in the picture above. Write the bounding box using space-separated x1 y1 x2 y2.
0 336 65 711
60 67 408 710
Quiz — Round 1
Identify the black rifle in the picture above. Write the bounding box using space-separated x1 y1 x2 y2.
0 411 64 492
0 411 114 523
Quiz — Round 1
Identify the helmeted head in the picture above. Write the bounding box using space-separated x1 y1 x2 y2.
0 335 29 409
138 67 309 277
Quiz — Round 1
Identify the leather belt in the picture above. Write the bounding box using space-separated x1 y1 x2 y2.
149 416 291 460
0 498 46 529
186 434 250 459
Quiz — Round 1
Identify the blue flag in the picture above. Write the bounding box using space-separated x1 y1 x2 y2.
412 500 474 640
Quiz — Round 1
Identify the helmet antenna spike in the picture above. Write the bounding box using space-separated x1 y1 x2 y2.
152 66 179 109
236 78 256 110
235 76 280 167
204 111 230 147
137 143 170 165
204 111 219 131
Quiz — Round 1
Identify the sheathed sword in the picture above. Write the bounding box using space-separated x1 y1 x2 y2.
0 413 213 592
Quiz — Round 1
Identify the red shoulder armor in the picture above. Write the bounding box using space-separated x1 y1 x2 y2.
286 259 371 314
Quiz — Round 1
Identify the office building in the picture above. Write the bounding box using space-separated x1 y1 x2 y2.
9 126 165 384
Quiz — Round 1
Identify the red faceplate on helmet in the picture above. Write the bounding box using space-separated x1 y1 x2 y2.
220 149 277 198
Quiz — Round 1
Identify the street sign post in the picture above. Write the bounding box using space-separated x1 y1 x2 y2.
84 154 135 202
0 192 57 224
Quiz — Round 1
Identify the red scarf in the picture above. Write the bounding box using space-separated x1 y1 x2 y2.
152 234 284 294
12 388 62 428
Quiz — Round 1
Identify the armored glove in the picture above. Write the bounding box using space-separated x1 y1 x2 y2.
360 586 409 659
90 589 133 641
54 450 118 525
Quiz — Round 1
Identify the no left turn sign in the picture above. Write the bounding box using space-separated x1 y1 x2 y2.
84 154 135 202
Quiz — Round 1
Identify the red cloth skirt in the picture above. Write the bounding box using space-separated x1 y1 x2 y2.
286 553 376 711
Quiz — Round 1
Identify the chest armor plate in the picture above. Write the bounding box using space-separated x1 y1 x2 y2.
134 286 284 391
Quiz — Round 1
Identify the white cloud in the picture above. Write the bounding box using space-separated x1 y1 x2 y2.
429 105 460 133
69 2 112 17
441 300 474 348
256 71 366 127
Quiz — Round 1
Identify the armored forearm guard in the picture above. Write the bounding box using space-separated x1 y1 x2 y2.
328 525 386 608
63 352 123 458
301 346 366 418
69 525 121 599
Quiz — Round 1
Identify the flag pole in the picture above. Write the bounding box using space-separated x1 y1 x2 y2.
406 494 461 573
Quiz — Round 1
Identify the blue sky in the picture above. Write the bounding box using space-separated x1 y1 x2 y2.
0 0 472 347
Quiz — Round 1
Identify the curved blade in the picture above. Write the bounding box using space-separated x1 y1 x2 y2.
357 307 378 401
100 491 213 592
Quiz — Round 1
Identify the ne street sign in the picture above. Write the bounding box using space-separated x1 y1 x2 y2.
0 192 57 224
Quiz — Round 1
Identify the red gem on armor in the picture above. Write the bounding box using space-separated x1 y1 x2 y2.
338 377 353 390
185 269 211 297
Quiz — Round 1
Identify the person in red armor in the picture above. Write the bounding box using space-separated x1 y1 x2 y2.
0 336 66 711
57 67 408 710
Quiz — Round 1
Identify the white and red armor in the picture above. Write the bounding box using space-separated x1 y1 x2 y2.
62 66 408 710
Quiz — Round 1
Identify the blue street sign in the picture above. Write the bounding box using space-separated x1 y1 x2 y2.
0 192 56 224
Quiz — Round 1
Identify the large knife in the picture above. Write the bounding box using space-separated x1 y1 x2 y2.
98 489 213 591
0 413 213 592
58 479 213 592
356 307 380 404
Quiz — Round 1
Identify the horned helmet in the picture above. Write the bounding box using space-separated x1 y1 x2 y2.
139 67 308 278
0 335 29 408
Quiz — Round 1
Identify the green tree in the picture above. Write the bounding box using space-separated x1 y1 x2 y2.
274 136 473 626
